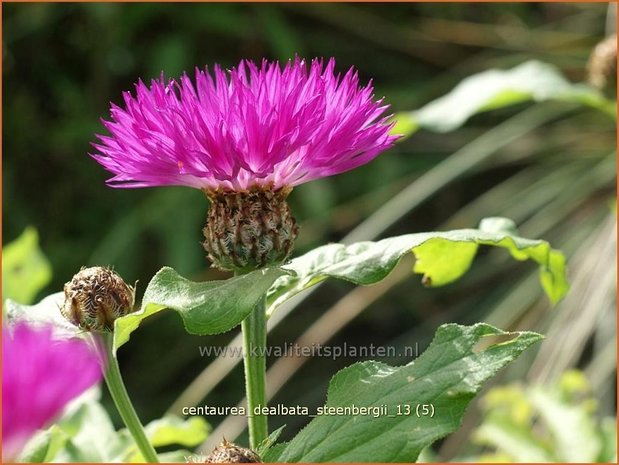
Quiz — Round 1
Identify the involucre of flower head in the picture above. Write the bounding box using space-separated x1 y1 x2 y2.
91 58 399 271
91 57 398 191
62 266 136 332
2 323 103 460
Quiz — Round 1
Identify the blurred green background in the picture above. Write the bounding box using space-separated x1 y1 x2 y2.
3 3 616 461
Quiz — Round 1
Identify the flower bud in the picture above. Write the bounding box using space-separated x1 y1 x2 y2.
204 439 261 463
202 186 298 272
61 266 135 332
587 34 617 92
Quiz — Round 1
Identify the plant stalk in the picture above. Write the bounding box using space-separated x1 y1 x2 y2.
100 333 160 463
241 295 269 449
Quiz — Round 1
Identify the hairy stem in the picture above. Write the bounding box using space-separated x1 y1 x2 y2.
241 295 268 449
100 333 159 463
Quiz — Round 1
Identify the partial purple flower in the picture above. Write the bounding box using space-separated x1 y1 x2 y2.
2 323 103 460
91 57 398 192
91 57 399 271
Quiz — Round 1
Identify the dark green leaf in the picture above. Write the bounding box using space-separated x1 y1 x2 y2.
265 323 543 462
113 267 289 352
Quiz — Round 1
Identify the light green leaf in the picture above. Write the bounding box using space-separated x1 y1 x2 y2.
113 266 289 352
18 426 68 463
598 418 617 462
2 227 52 304
5 292 81 339
55 402 125 462
153 450 196 463
393 60 616 136
267 217 568 314
145 415 209 448
265 323 543 462
529 388 602 462
123 415 210 462
474 416 554 462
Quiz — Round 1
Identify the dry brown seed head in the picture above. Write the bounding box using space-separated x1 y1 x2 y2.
204 439 262 463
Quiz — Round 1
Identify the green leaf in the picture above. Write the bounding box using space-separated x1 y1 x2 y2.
18 426 68 463
113 266 289 352
2 227 52 304
265 323 543 462
256 425 286 457
145 415 209 448
153 450 197 463
598 418 617 462
474 416 554 462
122 415 210 462
267 217 568 314
393 60 616 136
55 402 125 462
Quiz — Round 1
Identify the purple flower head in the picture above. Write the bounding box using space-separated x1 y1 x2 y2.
92 58 398 191
2 323 103 460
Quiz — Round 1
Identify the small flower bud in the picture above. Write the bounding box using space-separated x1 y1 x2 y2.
61 266 136 332
204 439 261 463
202 186 299 272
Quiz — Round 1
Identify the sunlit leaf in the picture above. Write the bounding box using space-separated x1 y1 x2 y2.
393 60 616 136
265 323 543 462
267 217 568 314
2 227 52 304
474 416 554 462
145 415 209 448
530 388 602 462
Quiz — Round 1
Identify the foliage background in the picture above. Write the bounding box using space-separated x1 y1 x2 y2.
3 3 616 460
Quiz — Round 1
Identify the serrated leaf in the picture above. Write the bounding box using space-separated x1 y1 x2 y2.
393 60 616 136
265 323 543 462
256 425 286 457
2 227 52 304
113 266 289 353
267 217 568 314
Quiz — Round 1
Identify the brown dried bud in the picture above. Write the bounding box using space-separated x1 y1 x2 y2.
61 266 136 332
204 439 261 463
587 34 617 92
202 186 298 272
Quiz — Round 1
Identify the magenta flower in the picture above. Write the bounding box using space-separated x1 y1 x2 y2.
91 57 397 191
2 323 103 460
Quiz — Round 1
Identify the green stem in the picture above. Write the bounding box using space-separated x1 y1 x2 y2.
100 333 160 463
241 295 268 450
